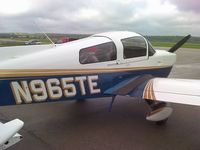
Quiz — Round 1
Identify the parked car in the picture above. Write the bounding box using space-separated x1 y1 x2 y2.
25 40 42 45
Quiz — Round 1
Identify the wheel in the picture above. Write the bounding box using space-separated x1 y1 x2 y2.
156 118 168 126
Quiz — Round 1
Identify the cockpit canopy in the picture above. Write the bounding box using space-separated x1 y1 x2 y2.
79 31 155 64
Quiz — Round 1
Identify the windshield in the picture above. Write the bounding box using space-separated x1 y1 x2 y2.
147 40 155 56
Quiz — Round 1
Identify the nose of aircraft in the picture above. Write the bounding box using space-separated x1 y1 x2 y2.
154 50 176 67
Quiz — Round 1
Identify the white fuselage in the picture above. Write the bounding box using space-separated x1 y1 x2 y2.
0 31 176 70
0 31 176 106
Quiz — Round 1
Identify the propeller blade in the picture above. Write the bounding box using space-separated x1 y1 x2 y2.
168 34 191 53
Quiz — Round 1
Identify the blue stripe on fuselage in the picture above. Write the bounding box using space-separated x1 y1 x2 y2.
0 67 172 106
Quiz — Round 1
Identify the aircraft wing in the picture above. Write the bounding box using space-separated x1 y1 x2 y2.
142 78 200 106
105 75 200 106
0 119 24 150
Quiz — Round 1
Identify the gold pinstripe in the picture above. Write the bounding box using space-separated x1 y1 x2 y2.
143 80 151 99
143 79 156 100
148 80 153 99
0 66 171 78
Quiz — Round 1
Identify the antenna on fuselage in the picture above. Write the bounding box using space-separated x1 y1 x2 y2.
34 22 56 47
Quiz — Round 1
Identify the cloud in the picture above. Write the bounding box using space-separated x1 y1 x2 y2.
168 0 200 13
0 0 31 15
0 0 200 36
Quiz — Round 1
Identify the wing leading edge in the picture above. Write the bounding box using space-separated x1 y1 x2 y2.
143 78 200 106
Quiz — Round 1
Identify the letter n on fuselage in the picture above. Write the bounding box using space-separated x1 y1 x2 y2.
10 81 32 104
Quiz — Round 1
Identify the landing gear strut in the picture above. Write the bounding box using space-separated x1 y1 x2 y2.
145 99 173 125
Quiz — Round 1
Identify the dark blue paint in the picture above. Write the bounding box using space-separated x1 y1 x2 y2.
0 67 172 106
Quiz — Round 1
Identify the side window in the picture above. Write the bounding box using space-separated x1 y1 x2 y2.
79 42 117 64
121 36 147 59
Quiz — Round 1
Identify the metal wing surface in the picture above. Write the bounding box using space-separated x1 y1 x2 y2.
105 75 200 106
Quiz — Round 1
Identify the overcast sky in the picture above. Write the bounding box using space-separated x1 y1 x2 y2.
0 0 200 36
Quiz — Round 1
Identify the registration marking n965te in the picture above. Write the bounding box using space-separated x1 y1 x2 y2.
10 75 101 104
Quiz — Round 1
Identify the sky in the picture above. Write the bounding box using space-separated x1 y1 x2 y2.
0 0 200 36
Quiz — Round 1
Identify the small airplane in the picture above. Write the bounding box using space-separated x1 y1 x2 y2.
0 31 198 149
0 119 23 150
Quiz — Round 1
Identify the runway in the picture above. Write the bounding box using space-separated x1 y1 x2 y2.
1 48 200 150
